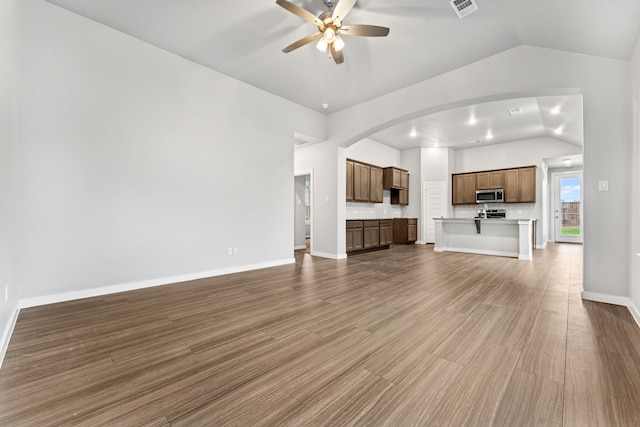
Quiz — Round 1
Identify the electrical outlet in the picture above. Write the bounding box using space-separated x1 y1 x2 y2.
227 248 232 256
233 247 238 255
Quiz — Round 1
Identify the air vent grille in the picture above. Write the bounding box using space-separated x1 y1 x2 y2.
449 0 479 19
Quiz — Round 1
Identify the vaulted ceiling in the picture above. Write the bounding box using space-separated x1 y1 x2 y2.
43 0 640 150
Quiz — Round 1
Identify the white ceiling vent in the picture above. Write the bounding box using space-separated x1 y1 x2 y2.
449 0 479 19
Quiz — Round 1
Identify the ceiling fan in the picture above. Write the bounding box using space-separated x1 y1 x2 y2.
276 0 390 64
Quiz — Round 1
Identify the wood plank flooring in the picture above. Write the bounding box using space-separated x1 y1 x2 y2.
1 243 640 426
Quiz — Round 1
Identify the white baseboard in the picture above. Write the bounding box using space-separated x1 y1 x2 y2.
628 300 640 328
415 240 427 245
581 291 630 307
439 247 519 259
581 291 640 329
536 242 548 250
311 251 347 260
20 258 295 309
0 304 20 369
294 245 306 250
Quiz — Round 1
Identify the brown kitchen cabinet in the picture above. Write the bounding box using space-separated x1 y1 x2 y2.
353 161 370 202
393 218 418 244
346 160 354 202
363 220 380 249
476 170 503 190
369 166 384 203
453 166 535 204
384 167 409 205
503 166 536 203
452 173 476 205
518 166 536 203
346 159 384 204
346 220 364 252
379 220 393 246
346 219 392 254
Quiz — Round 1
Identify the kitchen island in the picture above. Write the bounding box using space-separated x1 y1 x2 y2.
433 218 535 260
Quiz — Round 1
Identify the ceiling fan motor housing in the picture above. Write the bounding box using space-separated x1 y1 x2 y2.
323 1 335 9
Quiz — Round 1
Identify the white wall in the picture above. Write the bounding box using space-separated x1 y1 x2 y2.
0 0 21 362
630 36 640 320
294 142 340 258
19 0 325 301
454 137 581 173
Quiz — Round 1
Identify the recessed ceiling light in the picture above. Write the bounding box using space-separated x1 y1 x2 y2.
554 126 564 135
410 129 417 138
550 106 560 115
322 103 329 109
467 139 482 144
468 117 477 125
485 130 493 140
563 158 572 167
508 108 523 116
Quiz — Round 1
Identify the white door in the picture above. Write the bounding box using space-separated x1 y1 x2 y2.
553 172 583 243
424 182 447 243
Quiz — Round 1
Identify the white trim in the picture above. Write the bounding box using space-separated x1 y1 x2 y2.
438 247 519 259
581 292 640 330
294 169 314 255
294 245 307 250
19 258 295 309
629 300 640 329
581 291 629 307
0 304 20 369
311 251 347 260
536 241 548 250
415 240 427 245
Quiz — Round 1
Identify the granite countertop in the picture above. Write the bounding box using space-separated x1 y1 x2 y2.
433 217 536 222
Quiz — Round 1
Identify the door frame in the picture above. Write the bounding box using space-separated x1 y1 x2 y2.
551 170 583 243
294 169 314 253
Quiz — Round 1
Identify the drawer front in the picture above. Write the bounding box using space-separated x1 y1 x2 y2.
363 220 379 228
346 220 363 229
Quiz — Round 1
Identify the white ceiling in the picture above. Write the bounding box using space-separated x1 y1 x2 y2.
368 95 584 150
43 0 639 151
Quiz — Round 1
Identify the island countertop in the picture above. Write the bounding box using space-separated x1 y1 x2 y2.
433 218 535 260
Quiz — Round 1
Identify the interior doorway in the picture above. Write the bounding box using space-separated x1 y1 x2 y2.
294 170 312 253
423 181 447 244
553 171 583 243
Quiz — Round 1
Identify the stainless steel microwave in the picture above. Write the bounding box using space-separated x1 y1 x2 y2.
476 189 504 203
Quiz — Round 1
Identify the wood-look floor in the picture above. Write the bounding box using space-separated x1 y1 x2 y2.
2 243 640 426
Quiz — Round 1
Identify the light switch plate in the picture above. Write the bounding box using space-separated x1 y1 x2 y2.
598 180 609 191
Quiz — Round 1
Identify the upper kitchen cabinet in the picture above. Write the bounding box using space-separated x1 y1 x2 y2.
453 166 535 205
384 167 409 205
383 167 408 190
501 166 537 203
476 170 503 190
346 159 384 204
452 173 477 205
518 166 536 203
370 166 384 203
353 161 370 202
346 160 354 202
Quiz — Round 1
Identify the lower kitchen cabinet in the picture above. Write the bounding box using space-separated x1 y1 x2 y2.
379 220 393 246
393 218 418 244
346 219 393 254
346 221 364 252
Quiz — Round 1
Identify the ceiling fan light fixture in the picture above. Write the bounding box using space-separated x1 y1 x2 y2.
316 38 328 52
333 35 345 51
323 27 336 43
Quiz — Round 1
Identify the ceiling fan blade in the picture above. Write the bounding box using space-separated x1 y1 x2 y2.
331 44 345 64
332 0 358 26
282 32 322 53
276 0 324 27
340 25 390 37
